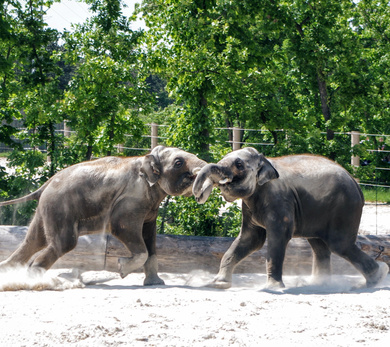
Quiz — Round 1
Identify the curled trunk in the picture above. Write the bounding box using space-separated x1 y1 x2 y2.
193 164 232 204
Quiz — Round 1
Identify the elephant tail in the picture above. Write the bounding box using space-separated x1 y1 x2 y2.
0 178 51 206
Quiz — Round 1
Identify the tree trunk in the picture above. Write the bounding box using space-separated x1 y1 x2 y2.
317 70 334 141
225 118 233 146
46 121 56 176
296 20 335 145
199 92 210 160
85 145 93 161
270 130 278 145
107 113 115 157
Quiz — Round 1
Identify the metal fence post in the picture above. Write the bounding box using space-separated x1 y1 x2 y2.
64 121 71 138
351 131 360 167
232 127 241 151
151 123 158 149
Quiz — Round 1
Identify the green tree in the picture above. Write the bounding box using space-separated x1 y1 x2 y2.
141 0 383 161
142 0 225 159
353 0 390 135
0 0 64 224
140 1 301 155
1 0 24 151
350 0 390 183
62 0 150 160
1 0 63 174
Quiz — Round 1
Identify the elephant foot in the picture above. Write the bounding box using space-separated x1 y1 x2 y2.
27 265 46 278
205 278 232 289
143 275 165 286
264 277 285 290
366 262 389 288
0 260 12 271
142 255 164 286
0 260 22 271
118 253 148 279
310 274 332 287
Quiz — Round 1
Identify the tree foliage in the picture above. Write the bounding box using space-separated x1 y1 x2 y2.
1 0 390 233
61 0 151 160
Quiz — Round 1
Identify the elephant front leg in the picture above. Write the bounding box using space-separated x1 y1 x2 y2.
265 232 290 290
118 253 148 279
210 242 240 289
142 220 165 286
208 223 267 289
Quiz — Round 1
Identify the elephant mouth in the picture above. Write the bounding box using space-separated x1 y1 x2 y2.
218 182 230 191
217 175 251 201
188 166 203 183
188 174 197 181
217 179 236 201
186 172 200 186
184 176 196 194
176 172 200 196
218 184 235 199
218 175 240 190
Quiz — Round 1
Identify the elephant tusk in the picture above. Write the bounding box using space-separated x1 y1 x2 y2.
219 177 231 184
192 167 202 175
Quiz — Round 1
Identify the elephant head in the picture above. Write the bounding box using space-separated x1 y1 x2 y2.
141 146 206 197
193 147 279 203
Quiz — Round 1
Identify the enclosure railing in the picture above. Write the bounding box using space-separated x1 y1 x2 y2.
0 124 389 235
1 124 389 171
1 124 389 173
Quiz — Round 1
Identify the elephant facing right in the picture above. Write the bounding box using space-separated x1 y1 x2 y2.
193 147 389 290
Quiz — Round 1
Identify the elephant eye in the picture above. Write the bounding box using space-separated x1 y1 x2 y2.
174 158 184 168
235 159 244 170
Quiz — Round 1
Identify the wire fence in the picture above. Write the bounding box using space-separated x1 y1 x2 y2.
0 123 389 235
1 123 390 178
1 123 389 170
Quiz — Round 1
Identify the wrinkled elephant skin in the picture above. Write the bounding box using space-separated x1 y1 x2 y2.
193 147 389 289
0 146 206 286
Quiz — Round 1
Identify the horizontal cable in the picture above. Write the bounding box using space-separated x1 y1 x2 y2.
358 183 390 188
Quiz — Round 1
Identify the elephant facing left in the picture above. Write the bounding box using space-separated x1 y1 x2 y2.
0 146 206 285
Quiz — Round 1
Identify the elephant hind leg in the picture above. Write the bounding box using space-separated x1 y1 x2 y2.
29 243 64 272
28 219 80 272
30 231 79 272
0 216 46 269
330 243 388 287
307 238 331 284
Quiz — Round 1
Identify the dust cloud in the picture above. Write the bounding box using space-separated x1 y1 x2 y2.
2 265 388 293
0 267 84 291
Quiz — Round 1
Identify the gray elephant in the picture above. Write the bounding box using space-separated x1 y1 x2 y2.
193 147 388 289
0 146 206 285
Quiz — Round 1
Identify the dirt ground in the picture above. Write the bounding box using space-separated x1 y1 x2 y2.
359 203 390 235
0 269 389 347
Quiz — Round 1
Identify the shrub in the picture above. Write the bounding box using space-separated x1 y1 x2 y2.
157 190 241 237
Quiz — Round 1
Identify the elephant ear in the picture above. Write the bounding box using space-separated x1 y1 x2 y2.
141 153 162 186
256 154 279 186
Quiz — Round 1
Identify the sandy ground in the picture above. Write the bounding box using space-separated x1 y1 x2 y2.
0 269 389 347
359 203 390 235
1 158 390 346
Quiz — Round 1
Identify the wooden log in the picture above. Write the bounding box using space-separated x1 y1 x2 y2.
0 226 389 275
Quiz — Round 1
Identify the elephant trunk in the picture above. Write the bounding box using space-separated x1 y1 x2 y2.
193 164 232 204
